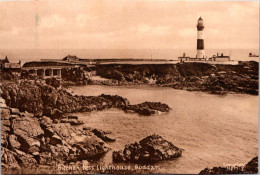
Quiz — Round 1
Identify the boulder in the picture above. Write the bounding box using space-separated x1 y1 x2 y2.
113 134 183 163
1 127 10 147
10 114 19 119
49 144 71 162
10 108 20 115
40 116 53 128
47 123 109 161
1 119 11 126
20 111 34 118
12 116 44 138
60 117 84 125
11 116 44 154
1 108 10 120
126 102 171 116
49 134 63 145
38 152 53 165
1 147 19 169
72 136 109 161
92 129 116 142
14 149 37 166
9 134 21 150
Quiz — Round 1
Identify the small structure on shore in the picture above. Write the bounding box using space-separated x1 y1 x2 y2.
0 56 21 75
208 53 230 61
249 52 259 57
0 56 9 69
22 61 86 79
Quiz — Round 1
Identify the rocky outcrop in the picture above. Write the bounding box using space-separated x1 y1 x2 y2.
94 61 258 95
61 67 90 85
113 134 183 163
1 103 109 172
125 102 171 116
244 156 258 174
60 115 84 125
39 117 109 162
12 116 44 154
199 157 258 174
1 80 170 117
92 129 116 142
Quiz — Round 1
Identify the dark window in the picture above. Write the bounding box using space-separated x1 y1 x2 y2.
45 69 51 76
53 69 58 76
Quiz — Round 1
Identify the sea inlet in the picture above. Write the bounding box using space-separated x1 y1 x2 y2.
68 85 258 174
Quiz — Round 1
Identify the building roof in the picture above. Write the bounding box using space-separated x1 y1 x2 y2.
0 57 9 65
23 61 76 67
211 56 230 58
4 63 21 69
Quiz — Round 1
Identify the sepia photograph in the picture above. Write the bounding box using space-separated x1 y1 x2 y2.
0 0 259 174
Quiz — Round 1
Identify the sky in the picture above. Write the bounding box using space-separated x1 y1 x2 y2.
0 0 259 50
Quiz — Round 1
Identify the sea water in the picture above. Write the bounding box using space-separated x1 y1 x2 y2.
69 85 258 174
0 49 258 65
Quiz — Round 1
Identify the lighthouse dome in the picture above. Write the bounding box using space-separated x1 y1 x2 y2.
197 17 204 30
198 17 203 23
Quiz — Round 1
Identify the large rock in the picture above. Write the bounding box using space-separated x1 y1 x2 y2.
10 108 20 115
9 134 21 150
60 115 84 125
92 129 116 142
125 102 171 116
11 116 44 154
14 149 38 166
113 134 183 163
1 147 19 169
1 108 11 147
72 136 109 161
43 123 109 161
12 116 44 138
1 108 10 120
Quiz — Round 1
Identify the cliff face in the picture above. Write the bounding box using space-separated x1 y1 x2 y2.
94 61 258 95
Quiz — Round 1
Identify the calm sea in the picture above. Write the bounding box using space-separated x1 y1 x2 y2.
69 85 258 174
0 49 258 65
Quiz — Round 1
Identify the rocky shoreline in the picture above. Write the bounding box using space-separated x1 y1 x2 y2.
199 157 258 174
0 79 173 174
1 79 171 117
0 60 258 174
92 61 258 95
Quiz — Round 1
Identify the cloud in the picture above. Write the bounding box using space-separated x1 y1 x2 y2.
0 0 258 49
178 28 194 38
40 14 66 29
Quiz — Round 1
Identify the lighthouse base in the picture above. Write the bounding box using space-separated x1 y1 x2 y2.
197 50 205 59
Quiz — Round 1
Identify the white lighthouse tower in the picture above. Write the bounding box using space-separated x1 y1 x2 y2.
196 17 205 59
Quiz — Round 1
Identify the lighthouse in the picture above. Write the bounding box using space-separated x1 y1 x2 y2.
197 17 205 59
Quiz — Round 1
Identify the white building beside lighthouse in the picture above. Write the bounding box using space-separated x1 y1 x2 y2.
196 17 205 59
